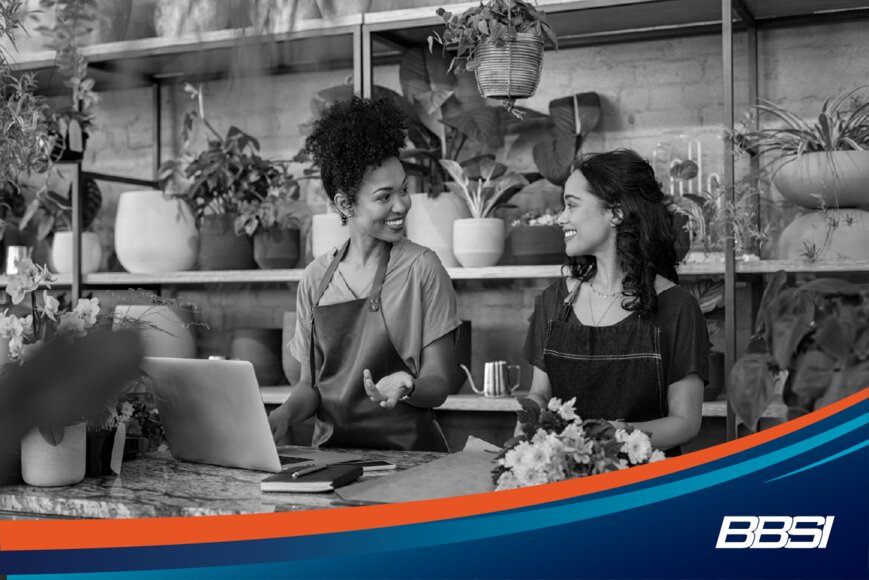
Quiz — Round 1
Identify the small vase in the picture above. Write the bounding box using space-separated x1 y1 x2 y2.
50 231 103 274
21 423 86 487
453 218 505 268
86 429 117 477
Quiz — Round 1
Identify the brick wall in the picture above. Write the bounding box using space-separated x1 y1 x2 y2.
74 19 869 386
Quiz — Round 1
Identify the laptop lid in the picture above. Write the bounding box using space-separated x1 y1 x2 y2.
143 357 284 472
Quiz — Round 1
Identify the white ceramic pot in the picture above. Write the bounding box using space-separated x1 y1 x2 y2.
773 150 869 209
311 212 349 258
405 192 471 268
50 231 102 274
114 190 198 273
776 209 869 262
453 218 505 268
21 423 86 487
113 304 198 358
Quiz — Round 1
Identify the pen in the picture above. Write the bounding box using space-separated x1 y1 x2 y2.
291 463 327 479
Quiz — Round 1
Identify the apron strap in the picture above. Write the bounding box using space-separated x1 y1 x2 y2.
313 239 351 308
561 278 582 321
367 243 393 312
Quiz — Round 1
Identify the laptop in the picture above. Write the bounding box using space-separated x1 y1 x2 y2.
141 357 360 473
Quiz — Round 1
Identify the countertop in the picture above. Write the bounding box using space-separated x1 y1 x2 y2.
0 448 444 519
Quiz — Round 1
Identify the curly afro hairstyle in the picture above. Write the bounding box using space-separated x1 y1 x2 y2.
566 149 680 319
304 96 408 208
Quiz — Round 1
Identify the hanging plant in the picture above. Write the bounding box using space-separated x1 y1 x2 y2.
429 0 557 117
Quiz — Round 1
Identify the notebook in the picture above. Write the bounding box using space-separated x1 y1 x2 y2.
142 357 362 472
261 463 364 493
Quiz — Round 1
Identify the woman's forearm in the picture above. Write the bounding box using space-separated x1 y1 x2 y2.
404 373 449 408
628 415 700 450
281 381 320 424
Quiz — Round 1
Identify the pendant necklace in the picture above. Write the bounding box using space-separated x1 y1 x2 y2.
587 284 622 326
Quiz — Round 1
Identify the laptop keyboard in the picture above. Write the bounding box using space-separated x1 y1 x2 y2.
279 456 309 466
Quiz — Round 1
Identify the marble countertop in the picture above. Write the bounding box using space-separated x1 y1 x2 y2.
0 448 444 519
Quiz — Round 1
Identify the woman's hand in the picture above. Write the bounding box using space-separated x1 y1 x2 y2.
268 404 291 443
363 369 414 410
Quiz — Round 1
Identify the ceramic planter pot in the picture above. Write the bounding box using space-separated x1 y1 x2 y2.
776 209 869 261
475 33 544 100
253 228 301 269
113 304 198 358
405 192 471 268
773 150 869 209
21 423 86 487
509 225 565 265
311 212 349 258
114 190 199 273
231 328 284 386
453 218 505 268
50 231 103 274
198 214 257 271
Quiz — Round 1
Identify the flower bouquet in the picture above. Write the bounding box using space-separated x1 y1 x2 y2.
493 397 665 490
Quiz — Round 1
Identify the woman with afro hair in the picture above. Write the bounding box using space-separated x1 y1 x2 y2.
268 97 460 452
523 150 708 455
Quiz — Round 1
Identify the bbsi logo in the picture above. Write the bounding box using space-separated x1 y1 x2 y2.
716 516 834 549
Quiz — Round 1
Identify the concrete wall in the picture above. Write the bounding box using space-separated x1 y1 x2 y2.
69 18 869 390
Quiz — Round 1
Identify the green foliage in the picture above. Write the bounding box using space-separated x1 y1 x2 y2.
18 177 102 239
729 271 869 430
731 86 869 168
159 84 299 227
439 155 527 219
429 0 557 73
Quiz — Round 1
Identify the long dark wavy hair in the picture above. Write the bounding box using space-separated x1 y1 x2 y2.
566 149 679 319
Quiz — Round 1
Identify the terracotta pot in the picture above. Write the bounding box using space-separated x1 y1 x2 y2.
113 304 198 358
406 192 471 268
50 231 103 274
509 225 565 265
198 214 256 271
231 328 284 386
253 228 301 269
21 423 86 487
114 190 199 274
773 150 869 209
453 218 505 267
281 312 302 385
311 212 349 258
776 209 869 262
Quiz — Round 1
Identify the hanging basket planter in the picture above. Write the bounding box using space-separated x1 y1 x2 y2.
474 32 544 109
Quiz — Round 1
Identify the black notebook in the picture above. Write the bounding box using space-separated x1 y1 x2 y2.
261 463 363 493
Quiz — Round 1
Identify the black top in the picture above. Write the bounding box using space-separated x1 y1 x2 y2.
524 279 710 387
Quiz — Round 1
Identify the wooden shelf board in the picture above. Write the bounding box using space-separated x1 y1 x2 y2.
259 387 788 419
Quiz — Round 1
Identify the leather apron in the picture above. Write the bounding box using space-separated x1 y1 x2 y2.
543 280 668 425
308 241 449 452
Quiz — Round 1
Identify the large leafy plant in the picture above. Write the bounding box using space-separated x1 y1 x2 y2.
729 272 869 431
429 0 557 74
439 156 527 219
159 84 298 226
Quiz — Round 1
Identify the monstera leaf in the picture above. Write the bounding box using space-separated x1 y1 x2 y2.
532 92 602 186
533 135 574 186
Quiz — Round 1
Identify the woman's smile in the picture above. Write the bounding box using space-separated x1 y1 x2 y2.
385 215 406 231
563 228 577 241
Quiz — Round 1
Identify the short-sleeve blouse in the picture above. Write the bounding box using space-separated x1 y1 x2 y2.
523 278 710 387
289 238 462 376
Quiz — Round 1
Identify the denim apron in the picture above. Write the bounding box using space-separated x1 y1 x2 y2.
308 241 449 452
543 280 667 424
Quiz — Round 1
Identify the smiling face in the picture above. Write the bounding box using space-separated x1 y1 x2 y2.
557 170 616 258
348 157 411 243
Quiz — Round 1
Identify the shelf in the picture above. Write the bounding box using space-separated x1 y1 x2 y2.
365 0 869 64
9 15 362 97
736 260 869 274
259 387 788 419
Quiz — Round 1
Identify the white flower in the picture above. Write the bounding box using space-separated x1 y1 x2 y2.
496 470 521 491
649 450 666 463
73 298 100 327
547 396 578 421
42 291 60 322
8 334 24 358
57 312 87 337
615 428 630 443
621 430 653 464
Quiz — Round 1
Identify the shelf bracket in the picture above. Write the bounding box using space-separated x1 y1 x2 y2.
732 0 756 28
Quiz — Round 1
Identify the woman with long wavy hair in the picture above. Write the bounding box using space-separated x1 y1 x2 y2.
523 149 708 454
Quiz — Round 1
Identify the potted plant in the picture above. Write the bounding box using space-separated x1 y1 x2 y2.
732 87 869 262
729 271 869 432
84 396 134 477
429 0 558 115
233 166 305 269
440 156 527 267
17 175 103 273
508 209 564 265
160 83 287 270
